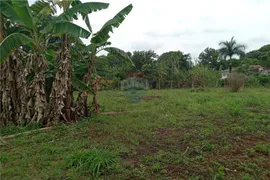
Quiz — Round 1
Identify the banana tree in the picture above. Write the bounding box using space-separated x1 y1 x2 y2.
76 4 134 115
0 0 56 124
42 0 109 123
0 0 108 125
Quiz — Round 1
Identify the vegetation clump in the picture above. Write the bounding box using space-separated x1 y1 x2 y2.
67 149 120 178
226 72 246 92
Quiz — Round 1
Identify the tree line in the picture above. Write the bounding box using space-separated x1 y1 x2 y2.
96 38 269 89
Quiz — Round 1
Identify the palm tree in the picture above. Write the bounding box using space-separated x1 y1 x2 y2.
219 37 246 73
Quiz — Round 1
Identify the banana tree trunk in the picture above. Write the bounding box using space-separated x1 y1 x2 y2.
0 62 9 126
0 13 28 125
0 13 7 125
47 34 73 124
1 52 27 126
0 56 18 125
92 77 101 114
30 54 47 123
76 53 95 117
62 34 73 122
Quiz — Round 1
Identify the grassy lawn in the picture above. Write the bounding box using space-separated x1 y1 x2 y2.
1 88 270 179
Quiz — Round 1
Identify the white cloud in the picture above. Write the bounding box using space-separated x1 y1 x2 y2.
34 0 270 57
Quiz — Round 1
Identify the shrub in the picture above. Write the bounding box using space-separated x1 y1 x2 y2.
246 74 270 87
246 76 261 87
226 72 246 92
67 149 120 177
189 65 220 88
257 74 270 86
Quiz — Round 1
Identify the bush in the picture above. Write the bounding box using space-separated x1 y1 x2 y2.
246 76 261 87
226 72 246 92
189 65 220 88
67 149 120 177
257 74 270 86
246 74 270 87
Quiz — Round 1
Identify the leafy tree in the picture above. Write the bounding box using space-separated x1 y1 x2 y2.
219 37 246 73
158 51 190 72
157 50 191 87
155 62 167 89
198 47 220 70
131 50 158 72
141 62 157 80
246 44 270 66
173 70 189 88
95 53 133 80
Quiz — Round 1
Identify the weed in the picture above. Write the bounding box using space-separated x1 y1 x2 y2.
67 148 120 178
210 161 225 180
151 162 162 172
255 142 270 155
240 173 254 180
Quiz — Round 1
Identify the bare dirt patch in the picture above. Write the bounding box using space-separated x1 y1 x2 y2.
155 128 185 138
141 96 161 101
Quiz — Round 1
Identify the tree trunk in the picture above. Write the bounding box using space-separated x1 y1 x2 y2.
8 56 18 125
31 54 47 123
46 34 73 124
61 34 72 122
229 56 232 73
1 52 27 126
0 14 28 125
0 62 7 126
0 13 7 125
76 53 95 117
92 77 101 114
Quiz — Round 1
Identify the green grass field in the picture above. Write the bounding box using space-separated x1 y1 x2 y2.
1 88 270 179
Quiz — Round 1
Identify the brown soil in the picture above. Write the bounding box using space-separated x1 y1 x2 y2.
141 96 161 101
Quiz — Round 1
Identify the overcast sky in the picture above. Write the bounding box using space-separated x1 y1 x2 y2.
32 0 270 58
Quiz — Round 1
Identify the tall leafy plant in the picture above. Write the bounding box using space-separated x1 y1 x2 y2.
76 4 133 115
